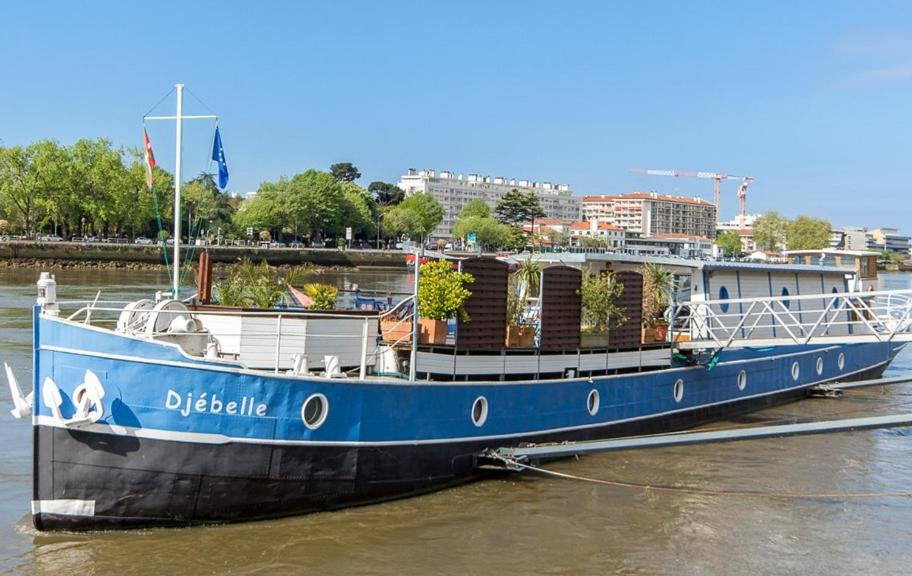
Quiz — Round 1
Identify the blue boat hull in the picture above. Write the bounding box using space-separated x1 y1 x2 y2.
30 312 904 530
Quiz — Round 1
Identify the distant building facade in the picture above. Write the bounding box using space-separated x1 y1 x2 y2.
716 213 760 254
835 226 910 257
397 169 581 239
569 220 626 249
582 192 717 239
868 227 911 256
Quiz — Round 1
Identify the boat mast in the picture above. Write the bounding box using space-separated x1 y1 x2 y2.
173 83 184 298
143 83 218 300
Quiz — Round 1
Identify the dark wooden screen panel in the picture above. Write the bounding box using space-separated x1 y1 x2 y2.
611 270 643 350
456 258 509 350
539 266 581 351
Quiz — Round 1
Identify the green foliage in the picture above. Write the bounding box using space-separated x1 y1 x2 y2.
506 257 541 327
303 283 338 310
213 259 313 308
453 215 512 251
494 188 546 227
579 271 627 334
367 181 405 206
329 162 361 182
233 170 377 241
642 262 673 327
753 211 789 252
459 199 492 219
382 192 444 243
503 226 528 250
715 230 743 256
787 215 831 250
417 259 474 321
0 138 179 238
514 257 541 298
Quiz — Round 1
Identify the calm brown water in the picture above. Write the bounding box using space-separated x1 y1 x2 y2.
1 268 911 575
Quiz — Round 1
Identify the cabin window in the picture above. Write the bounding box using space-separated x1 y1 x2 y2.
718 286 730 313
781 287 791 309
587 389 600 416
838 352 846 371
816 357 824 376
472 396 488 427
737 369 747 391
831 286 840 308
301 394 329 430
860 257 873 278
673 379 684 403
791 361 800 381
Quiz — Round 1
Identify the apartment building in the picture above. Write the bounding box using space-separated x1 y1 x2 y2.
397 169 581 239
582 192 717 239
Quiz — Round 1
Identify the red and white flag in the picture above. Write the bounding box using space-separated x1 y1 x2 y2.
143 129 156 189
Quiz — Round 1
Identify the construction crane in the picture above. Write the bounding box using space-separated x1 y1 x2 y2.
630 168 754 226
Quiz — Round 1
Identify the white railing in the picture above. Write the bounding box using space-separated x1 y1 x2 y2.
672 288 912 350
55 300 393 379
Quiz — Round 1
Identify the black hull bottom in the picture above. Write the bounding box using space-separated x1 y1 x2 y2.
34 364 889 531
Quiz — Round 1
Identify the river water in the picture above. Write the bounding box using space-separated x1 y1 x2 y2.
1 268 911 575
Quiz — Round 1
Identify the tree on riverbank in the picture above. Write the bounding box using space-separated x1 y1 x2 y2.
233 170 376 241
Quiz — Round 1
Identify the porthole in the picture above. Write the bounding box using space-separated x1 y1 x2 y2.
737 369 747 391
816 357 824 376
791 361 800 381
301 393 329 430
471 396 488 427
838 352 846 371
673 378 684 403
719 286 730 313
587 389 600 416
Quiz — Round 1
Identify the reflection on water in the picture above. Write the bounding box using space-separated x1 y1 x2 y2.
1 270 911 575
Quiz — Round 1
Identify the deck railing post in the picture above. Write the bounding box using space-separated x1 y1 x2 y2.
359 317 369 380
274 314 283 374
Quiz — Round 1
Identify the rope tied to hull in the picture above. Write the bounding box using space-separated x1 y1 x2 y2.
488 453 912 501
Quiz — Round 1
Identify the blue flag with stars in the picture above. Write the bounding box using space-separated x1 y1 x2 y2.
211 126 229 189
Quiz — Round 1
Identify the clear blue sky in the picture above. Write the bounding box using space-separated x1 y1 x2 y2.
2 1 910 229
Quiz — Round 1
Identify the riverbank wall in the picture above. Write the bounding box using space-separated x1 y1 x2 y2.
0 241 407 270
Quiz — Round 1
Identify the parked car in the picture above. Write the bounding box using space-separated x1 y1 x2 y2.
352 240 370 249
41 235 63 242
134 237 154 245
269 241 286 248
310 240 326 248
289 241 305 248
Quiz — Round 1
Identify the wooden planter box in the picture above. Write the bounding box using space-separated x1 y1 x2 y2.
506 325 535 348
419 319 448 345
642 323 669 343
380 318 412 343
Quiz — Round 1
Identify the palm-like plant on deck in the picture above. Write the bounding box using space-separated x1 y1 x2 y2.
642 262 673 327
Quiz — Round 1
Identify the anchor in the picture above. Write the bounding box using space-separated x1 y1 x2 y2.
4 363 33 419
41 370 106 427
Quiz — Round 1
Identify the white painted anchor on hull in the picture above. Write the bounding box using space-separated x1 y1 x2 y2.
4 363 33 419
42 370 106 427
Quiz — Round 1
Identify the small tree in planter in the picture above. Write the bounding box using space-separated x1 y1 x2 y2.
578 271 626 347
506 257 541 347
417 259 474 344
642 262 673 342
303 283 338 310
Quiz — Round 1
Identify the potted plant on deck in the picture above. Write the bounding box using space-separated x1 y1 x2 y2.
506 258 540 347
417 259 474 345
642 262 673 343
579 270 626 348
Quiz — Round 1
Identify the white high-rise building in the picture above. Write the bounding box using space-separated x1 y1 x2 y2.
397 169 581 239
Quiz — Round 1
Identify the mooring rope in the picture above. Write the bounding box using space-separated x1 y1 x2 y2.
493 455 912 500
